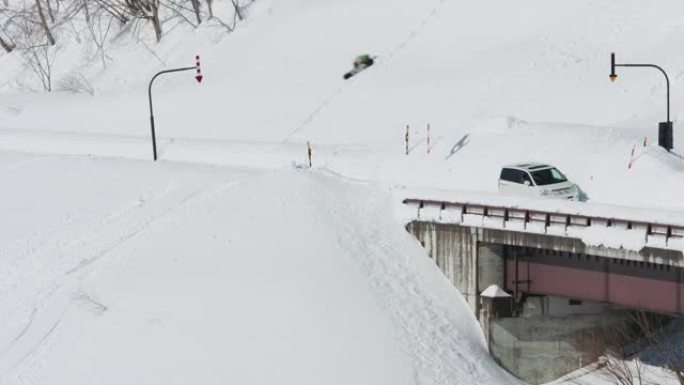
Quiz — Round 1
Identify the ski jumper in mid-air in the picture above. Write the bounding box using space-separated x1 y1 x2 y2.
343 54 375 80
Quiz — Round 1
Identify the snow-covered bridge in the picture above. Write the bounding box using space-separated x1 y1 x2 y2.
402 195 684 315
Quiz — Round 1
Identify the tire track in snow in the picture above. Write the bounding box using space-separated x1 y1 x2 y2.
65 179 240 276
9 307 68 374
0 178 241 381
0 182 175 339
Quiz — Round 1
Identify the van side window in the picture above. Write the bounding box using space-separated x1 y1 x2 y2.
500 168 520 182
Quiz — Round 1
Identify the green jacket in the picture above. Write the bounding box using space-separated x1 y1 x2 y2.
354 54 374 66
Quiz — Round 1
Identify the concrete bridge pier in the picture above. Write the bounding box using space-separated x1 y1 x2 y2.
407 221 635 384
411 222 505 314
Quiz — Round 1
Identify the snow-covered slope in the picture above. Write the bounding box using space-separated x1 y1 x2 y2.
2 0 684 210
0 152 517 385
2 0 684 383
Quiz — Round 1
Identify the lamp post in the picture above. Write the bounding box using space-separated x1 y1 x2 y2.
610 53 673 151
147 55 203 161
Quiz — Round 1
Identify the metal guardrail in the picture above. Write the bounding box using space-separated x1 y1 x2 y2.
403 198 684 248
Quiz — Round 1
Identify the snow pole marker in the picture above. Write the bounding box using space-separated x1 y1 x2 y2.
628 144 636 169
427 123 431 154
405 125 410 155
307 141 312 168
643 137 648 147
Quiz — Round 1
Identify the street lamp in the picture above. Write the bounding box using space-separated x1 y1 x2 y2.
147 55 203 161
610 52 673 151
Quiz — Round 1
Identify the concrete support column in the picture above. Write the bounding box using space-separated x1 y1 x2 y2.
409 222 480 313
478 243 505 291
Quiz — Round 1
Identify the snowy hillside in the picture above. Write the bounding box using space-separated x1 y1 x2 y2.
2 0 684 210
0 152 517 384
2 0 684 383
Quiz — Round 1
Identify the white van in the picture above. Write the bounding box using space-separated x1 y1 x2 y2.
498 163 579 201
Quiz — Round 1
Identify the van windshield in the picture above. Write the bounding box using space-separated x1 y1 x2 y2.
530 168 567 186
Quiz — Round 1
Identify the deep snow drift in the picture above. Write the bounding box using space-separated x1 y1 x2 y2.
0 152 517 385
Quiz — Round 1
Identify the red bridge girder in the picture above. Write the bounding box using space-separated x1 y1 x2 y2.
505 247 683 315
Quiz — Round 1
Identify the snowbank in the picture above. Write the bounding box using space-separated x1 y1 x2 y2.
0 152 518 385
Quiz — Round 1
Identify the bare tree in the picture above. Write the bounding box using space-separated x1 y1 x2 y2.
148 1 161 42
0 33 15 53
24 45 56 91
124 0 162 42
205 0 213 18
0 4 23 52
82 0 90 23
231 0 243 21
91 0 128 23
84 5 115 69
45 0 55 23
35 0 56 45
18 16 57 91
210 0 256 32
0 0 259 66
190 0 201 24
161 0 201 29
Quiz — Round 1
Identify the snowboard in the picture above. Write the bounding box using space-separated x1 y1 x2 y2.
343 67 362 80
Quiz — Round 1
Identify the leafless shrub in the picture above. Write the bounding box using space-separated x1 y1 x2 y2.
204 0 255 33
590 312 649 385
56 73 94 95
597 354 651 385
18 25 57 91
593 311 684 385
84 3 116 69
0 0 261 82
631 311 684 384
72 289 108 316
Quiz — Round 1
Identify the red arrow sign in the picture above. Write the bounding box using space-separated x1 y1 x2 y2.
195 55 203 83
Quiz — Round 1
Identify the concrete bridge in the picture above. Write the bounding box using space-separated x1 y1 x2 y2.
404 197 684 315
401 195 684 384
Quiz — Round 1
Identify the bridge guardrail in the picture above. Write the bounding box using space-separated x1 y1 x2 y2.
403 198 684 250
